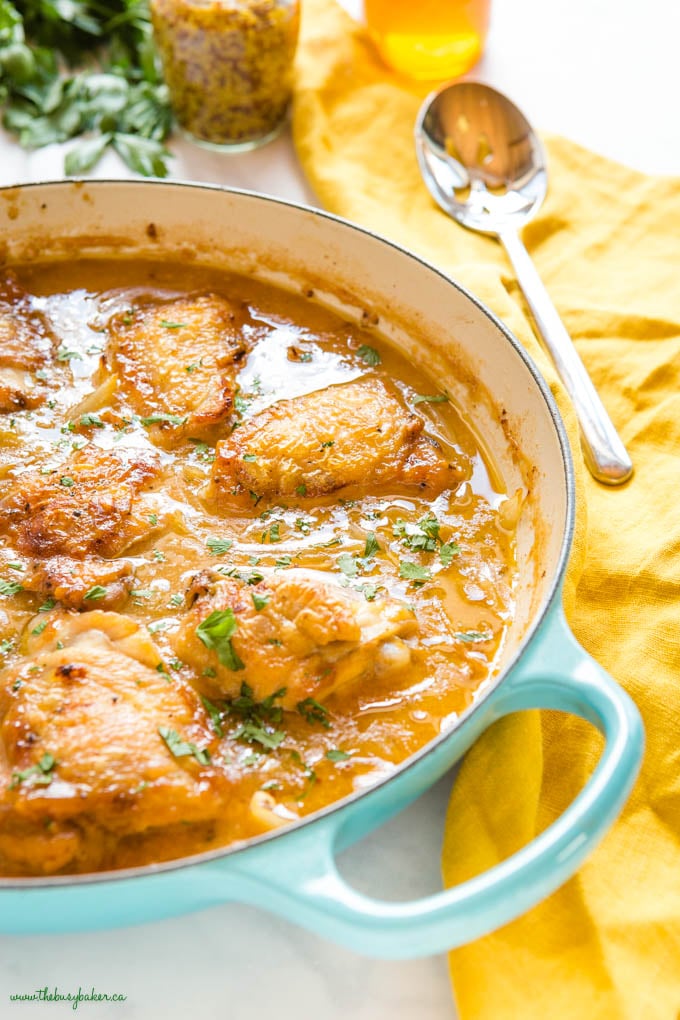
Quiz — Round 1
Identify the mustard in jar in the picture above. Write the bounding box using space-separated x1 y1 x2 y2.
151 0 300 149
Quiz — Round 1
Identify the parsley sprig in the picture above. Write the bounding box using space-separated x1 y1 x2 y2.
0 0 173 177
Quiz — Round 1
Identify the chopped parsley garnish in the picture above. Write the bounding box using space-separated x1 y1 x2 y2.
226 682 286 752
159 321 186 329
235 721 285 751
56 348 82 362
413 392 449 405
38 598 56 612
399 561 432 586
83 585 108 601
31 619 48 636
242 453 257 462
139 413 188 427
130 589 154 599
439 542 460 567
297 697 331 729
9 752 57 790
363 531 380 558
59 475 75 487
336 553 358 578
0 638 13 655
152 549 166 562
158 727 210 765
168 593 184 608
394 514 440 552
326 748 351 763
321 440 335 448
206 537 233 556
196 608 244 671
263 521 281 543
252 591 270 611
79 413 105 428
147 620 168 634
189 439 215 462
295 483 307 497
201 696 225 737
0 580 23 596
148 513 159 526
357 344 381 366
185 362 200 373
453 630 493 643
274 555 292 569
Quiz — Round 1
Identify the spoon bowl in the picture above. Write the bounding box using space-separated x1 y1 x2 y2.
415 81 633 486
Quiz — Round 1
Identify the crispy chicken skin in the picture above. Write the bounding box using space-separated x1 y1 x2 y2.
0 611 222 875
106 293 248 444
172 569 419 709
0 446 162 607
211 378 464 502
0 272 54 413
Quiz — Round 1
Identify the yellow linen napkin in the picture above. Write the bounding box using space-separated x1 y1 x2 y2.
292 1 680 1016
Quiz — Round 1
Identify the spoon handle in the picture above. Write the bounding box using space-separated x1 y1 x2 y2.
498 228 633 486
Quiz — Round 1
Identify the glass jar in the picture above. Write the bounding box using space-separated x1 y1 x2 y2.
364 0 491 81
150 0 300 151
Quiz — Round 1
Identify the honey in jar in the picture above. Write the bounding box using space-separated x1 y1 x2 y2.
151 0 300 150
364 0 491 80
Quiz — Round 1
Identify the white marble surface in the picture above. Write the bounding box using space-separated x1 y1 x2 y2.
0 1 677 1017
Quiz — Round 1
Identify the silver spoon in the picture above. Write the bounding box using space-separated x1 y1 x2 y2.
415 81 633 486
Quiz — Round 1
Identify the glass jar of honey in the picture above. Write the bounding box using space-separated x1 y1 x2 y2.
364 0 491 80
151 0 300 150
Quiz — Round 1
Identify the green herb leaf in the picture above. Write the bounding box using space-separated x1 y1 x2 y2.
326 748 351 763
113 133 170 178
357 344 381 366
0 638 14 655
363 531 380 558
453 630 493 643
158 726 210 765
65 133 112 176
336 552 358 578
38 598 56 612
413 392 449 405
79 412 105 428
252 591 270 611
297 697 331 729
83 585 107 601
59 475 75 487
9 751 57 790
206 537 233 556
439 542 460 567
0 580 23 596
200 696 224 737
139 412 187 427
295 483 307 496
399 561 431 586
196 608 245 671
159 320 186 329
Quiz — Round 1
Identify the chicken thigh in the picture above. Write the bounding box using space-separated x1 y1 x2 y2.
0 446 162 607
0 272 54 413
211 377 464 503
106 293 248 445
0 611 222 874
172 568 419 709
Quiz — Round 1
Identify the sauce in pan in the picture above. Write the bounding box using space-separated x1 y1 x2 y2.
0 259 516 875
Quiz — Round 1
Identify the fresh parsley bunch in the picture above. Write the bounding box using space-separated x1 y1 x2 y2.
0 0 173 176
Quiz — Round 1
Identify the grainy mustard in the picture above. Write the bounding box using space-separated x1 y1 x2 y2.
151 0 300 148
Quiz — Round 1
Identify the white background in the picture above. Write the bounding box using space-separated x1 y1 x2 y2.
0 1 678 1017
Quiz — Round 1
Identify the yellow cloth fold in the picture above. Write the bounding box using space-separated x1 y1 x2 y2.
292 1 680 1016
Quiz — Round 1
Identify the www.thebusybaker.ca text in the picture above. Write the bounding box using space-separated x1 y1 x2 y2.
9 985 127 1010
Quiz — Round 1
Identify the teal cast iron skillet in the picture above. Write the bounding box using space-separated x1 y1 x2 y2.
0 181 644 958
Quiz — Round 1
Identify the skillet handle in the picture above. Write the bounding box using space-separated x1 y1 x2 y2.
226 611 643 959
